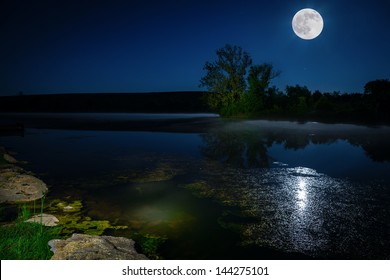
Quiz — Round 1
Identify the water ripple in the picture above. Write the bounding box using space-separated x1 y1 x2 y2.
203 164 390 258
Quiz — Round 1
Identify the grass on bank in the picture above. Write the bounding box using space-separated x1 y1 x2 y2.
0 220 61 260
0 200 61 260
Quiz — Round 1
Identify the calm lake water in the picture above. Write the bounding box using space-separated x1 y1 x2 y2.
1 113 390 259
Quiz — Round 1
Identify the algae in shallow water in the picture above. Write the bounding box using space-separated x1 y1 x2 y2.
46 199 127 236
115 163 178 184
57 200 83 213
182 180 241 207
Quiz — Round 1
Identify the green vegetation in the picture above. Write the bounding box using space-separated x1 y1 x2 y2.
132 233 167 260
0 148 62 259
200 44 279 117
46 199 127 236
117 163 177 184
0 221 60 259
200 45 390 122
0 201 60 260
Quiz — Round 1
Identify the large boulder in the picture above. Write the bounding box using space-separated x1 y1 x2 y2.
48 234 148 260
0 174 48 203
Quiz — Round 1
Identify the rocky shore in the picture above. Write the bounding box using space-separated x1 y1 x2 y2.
0 147 47 203
49 234 148 260
0 146 148 260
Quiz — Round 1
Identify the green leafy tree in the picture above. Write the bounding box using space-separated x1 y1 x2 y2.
285 85 311 114
315 95 333 112
200 44 281 116
246 64 280 113
200 44 252 112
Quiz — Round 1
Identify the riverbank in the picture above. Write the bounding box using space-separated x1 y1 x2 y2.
0 147 148 260
0 147 47 203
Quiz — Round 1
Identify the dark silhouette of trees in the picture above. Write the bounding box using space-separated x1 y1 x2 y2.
200 44 252 113
364 79 390 96
363 79 390 119
246 64 280 114
285 85 311 115
200 45 280 116
200 45 389 122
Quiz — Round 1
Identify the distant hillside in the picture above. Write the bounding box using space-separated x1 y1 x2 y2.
0 91 210 113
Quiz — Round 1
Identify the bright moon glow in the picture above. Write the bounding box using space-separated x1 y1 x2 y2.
292 8 324 40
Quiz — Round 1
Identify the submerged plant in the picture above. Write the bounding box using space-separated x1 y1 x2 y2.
46 198 127 236
132 233 168 260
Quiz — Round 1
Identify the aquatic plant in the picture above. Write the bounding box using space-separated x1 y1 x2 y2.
182 180 240 207
132 233 168 260
116 163 178 184
47 199 127 236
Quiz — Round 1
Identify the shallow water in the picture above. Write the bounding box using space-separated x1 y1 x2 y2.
1 115 389 259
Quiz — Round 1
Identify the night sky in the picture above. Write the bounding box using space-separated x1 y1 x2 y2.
1 0 390 96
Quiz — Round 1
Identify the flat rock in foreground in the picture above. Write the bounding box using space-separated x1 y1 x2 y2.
48 233 148 260
25 213 59 227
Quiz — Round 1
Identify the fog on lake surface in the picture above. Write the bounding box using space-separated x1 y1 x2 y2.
1 114 389 259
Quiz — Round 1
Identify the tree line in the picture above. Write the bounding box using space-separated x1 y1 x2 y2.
200 44 390 122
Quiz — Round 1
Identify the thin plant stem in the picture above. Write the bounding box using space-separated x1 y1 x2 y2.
33 199 36 222
39 181 44 234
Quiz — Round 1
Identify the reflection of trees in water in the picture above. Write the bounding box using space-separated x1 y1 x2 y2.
348 135 390 162
201 125 390 166
200 130 271 168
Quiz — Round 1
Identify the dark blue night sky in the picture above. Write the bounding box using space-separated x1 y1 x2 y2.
1 0 390 95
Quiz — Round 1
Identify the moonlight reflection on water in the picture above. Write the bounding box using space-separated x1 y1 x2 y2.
297 177 308 211
198 161 389 258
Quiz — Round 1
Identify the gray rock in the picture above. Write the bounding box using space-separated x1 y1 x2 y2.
3 153 18 164
48 234 148 260
0 174 48 203
25 214 59 227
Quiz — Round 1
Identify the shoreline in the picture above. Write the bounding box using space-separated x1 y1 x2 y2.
1 113 389 135
0 147 148 260
0 147 47 204
0 113 221 133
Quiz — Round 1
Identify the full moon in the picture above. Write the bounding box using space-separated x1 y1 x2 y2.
292 8 324 40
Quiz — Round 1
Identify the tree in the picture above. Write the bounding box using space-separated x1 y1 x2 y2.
246 64 280 112
364 79 390 96
285 85 311 114
200 44 252 112
248 64 280 94
363 79 390 119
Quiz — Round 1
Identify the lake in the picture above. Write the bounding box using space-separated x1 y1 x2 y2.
1 113 389 259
